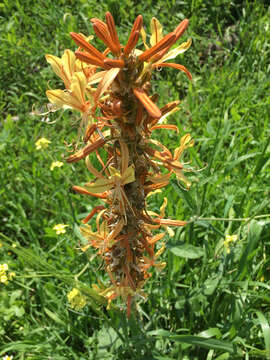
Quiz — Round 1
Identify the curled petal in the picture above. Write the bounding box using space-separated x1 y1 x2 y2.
72 186 108 198
153 62 192 80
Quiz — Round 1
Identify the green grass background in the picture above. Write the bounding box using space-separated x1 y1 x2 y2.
0 0 270 358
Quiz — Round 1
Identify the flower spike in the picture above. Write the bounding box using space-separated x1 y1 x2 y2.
46 12 195 316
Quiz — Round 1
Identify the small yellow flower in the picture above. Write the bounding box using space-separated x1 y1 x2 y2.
0 275 8 283
53 224 69 235
0 264 8 272
67 288 87 310
3 355 13 360
35 137 51 150
50 161 64 171
0 243 3 248
9 272 16 279
224 234 238 254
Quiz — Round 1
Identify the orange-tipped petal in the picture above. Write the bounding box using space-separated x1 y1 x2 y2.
124 14 143 55
124 30 140 56
139 32 176 62
67 138 106 163
133 88 161 119
70 32 106 60
105 12 121 55
174 18 189 41
72 186 108 198
154 218 187 226
150 124 179 132
153 62 192 80
103 58 125 68
92 22 119 55
75 50 105 68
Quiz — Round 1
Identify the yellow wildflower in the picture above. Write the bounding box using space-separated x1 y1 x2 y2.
53 224 69 234
0 274 8 284
3 355 13 360
67 288 87 310
9 272 16 279
0 243 3 248
224 234 238 254
0 264 8 271
50 161 64 171
35 137 51 150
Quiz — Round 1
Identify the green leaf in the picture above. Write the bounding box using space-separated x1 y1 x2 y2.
168 244 204 259
256 311 270 359
44 307 65 326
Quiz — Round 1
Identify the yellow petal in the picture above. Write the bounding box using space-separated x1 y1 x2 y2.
62 49 76 80
46 89 70 109
85 178 114 193
150 17 163 47
157 38 192 63
119 139 129 174
70 72 87 108
122 165 135 185
94 68 120 103
140 26 149 50
174 168 191 189
174 133 194 160
85 156 105 179
160 197 167 218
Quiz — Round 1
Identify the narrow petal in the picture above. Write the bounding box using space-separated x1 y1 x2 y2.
92 22 119 55
174 133 194 160
75 50 105 68
157 38 192 63
154 218 187 226
94 68 120 104
124 30 140 56
67 138 106 162
70 32 106 60
140 26 149 50
72 186 108 198
153 62 192 80
119 139 129 174
150 124 179 132
85 156 106 179
147 232 165 244
150 17 163 46
103 58 125 68
105 12 121 55
133 88 161 119
139 32 176 62
124 15 143 55
173 18 189 41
